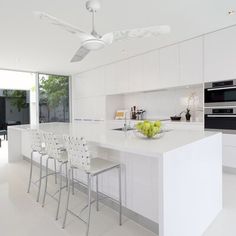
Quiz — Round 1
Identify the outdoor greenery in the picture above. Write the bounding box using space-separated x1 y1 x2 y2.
2 90 28 111
39 75 69 122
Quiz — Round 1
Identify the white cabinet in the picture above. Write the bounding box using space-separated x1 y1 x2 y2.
72 96 106 121
179 37 203 85
128 51 159 92
159 44 180 88
204 26 236 82
73 67 105 99
128 55 144 92
104 60 129 95
222 133 236 168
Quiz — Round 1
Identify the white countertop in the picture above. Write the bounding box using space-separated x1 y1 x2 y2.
10 122 218 158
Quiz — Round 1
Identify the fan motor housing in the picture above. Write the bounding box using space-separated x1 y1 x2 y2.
82 39 105 50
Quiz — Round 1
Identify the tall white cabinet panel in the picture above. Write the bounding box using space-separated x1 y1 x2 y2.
129 51 159 92
204 26 236 82
73 67 105 98
160 44 180 88
105 60 129 95
128 56 143 92
179 37 203 85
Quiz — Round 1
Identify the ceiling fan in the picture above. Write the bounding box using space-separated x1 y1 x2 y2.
35 0 171 62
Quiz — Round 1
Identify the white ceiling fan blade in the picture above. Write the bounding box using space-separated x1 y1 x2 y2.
102 25 171 44
34 11 95 41
71 47 90 62
101 33 114 45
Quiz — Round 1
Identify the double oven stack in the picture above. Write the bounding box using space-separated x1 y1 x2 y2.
205 79 236 132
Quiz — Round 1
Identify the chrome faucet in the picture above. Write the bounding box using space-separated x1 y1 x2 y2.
123 111 131 131
123 112 128 131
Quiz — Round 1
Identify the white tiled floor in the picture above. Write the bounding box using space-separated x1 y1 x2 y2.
1 140 236 236
0 141 156 236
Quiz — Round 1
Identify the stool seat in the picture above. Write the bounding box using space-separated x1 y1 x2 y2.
62 135 122 236
72 158 120 175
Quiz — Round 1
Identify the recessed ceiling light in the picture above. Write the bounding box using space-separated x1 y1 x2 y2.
228 10 235 15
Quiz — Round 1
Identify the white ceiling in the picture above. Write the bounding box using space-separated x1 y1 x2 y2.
0 0 236 76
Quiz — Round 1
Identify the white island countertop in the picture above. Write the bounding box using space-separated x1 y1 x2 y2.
11 121 218 157
8 121 222 236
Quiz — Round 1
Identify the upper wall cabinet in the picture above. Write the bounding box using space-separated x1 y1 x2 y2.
179 37 203 85
128 51 159 92
73 67 105 99
104 60 129 95
204 26 236 82
159 44 180 88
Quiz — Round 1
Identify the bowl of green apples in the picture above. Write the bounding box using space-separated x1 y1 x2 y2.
135 120 163 139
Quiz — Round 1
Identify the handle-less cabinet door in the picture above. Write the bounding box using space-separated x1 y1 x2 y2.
128 51 159 92
179 37 203 86
73 68 105 98
159 44 180 88
204 26 236 82
105 60 129 95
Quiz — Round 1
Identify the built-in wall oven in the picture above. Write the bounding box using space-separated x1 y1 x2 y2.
204 79 236 132
205 108 236 131
205 79 236 107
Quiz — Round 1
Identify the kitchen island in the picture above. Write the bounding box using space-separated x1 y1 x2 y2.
8 122 222 236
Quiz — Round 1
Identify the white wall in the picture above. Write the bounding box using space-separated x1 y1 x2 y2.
106 86 203 122
0 70 37 125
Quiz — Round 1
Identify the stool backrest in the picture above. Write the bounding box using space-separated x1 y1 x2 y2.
30 129 42 152
63 135 90 169
42 132 62 160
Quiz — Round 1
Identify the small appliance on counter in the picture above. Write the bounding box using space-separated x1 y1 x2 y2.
115 110 128 120
130 106 146 120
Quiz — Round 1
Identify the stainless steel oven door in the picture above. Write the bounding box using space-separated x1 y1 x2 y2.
205 108 236 130
205 80 236 107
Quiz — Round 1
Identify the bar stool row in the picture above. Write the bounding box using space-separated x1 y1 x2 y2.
27 129 122 236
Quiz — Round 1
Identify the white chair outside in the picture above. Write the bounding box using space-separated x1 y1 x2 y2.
27 129 57 202
41 131 68 220
62 135 122 236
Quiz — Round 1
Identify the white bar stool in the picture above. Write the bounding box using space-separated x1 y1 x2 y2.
27 129 57 202
41 132 68 220
62 135 122 236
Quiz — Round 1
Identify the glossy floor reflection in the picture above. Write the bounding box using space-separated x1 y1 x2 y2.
0 141 156 236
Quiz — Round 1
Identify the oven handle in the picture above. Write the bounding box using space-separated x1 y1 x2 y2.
206 115 236 118
207 86 236 91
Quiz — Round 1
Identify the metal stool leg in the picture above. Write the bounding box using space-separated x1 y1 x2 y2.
56 162 63 220
71 167 75 195
118 165 122 226
54 159 57 184
86 174 92 236
36 155 43 202
96 175 99 211
62 168 71 229
27 151 34 193
42 157 49 207
65 162 68 190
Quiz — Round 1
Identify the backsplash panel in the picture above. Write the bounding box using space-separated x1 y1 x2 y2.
120 86 203 121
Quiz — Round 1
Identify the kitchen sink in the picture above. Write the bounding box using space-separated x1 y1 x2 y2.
112 127 135 131
112 127 173 133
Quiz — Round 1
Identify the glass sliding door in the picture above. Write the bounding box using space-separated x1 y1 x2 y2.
38 74 70 123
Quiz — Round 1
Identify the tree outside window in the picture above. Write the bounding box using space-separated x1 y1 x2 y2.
39 74 69 123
